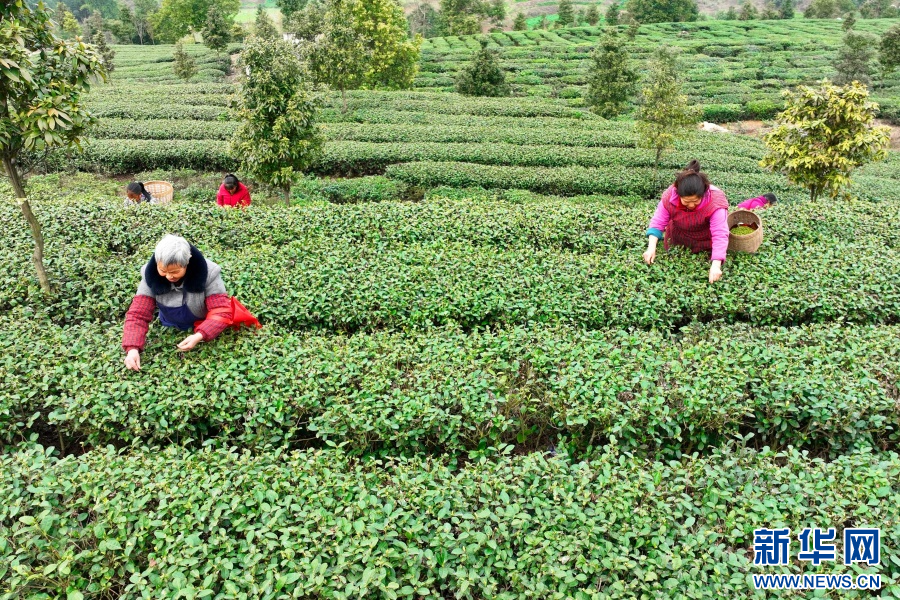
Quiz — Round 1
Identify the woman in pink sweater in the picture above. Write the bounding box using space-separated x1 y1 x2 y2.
643 160 729 283
216 174 252 208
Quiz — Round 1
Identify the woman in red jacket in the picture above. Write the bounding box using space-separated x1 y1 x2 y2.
216 174 251 207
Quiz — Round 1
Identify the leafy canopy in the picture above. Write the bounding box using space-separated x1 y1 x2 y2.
455 40 509 97
625 0 698 23
152 0 239 42
585 29 637 118
761 79 890 202
230 35 324 200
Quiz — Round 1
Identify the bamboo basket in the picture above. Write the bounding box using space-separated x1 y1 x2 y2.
144 181 174 204
727 209 763 253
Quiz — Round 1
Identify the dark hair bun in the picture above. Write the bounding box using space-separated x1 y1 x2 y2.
686 159 702 173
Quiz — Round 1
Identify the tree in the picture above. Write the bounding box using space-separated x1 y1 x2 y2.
306 0 420 111
722 6 738 19
739 0 758 19
625 0 698 23
202 3 231 54
841 10 855 30
585 4 600 24
777 0 794 18
834 31 876 87
254 5 279 39
625 20 639 39
761 80 889 202
760 2 779 18
276 0 309 21
487 0 506 26
557 0 575 26
635 47 698 167
539 15 549 28
152 0 239 42
111 2 138 42
804 0 837 17
456 40 509 96
585 30 637 117
54 3 82 38
92 28 116 72
408 1 441 37
172 41 198 80
603 3 618 24
285 0 325 39
85 9 105 37
513 12 528 30
880 24 900 75
132 0 159 44
440 0 493 35
231 35 323 203
1 1 107 293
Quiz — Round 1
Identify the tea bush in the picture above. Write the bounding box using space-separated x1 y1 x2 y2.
1 443 897 598
1 318 898 454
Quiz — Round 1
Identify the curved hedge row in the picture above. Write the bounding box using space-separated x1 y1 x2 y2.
1 443 897 599
90 118 235 141
1 318 897 453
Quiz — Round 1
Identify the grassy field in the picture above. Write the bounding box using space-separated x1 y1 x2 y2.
2 17 900 599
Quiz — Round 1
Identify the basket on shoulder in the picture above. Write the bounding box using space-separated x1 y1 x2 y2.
144 181 174 204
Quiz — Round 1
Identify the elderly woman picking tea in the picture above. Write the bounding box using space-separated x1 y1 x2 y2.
122 234 234 371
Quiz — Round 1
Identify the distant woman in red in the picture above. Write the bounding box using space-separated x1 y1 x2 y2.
216 174 251 208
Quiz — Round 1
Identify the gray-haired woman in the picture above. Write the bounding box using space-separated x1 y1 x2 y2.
122 234 232 371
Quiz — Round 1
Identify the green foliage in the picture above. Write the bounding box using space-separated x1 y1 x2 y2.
778 0 794 18
730 225 755 235
439 0 492 35
557 0 575 27
253 4 279 39
456 41 509 97
841 10 855 31
761 79 890 201
603 2 618 24
276 0 308 20
231 36 324 200
308 0 421 111
585 3 599 25
2 443 899 598
91 30 116 74
152 0 239 42
635 47 698 166
739 0 758 20
408 1 442 38
512 11 527 30
626 0 698 23
805 0 838 18
880 23 900 75
585 30 637 118
283 0 324 38
172 41 198 81
201 3 232 54
834 30 876 87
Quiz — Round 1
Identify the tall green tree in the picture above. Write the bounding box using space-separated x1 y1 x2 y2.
777 0 794 18
585 30 637 118
625 0 698 23
408 1 441 37
308 0 421 111
254 5 279 39
440 0 492 35
132 0 159 44
513 11 528 30
456 40 509 96
739 0 758 19
1 1 107 293
880 23 900 75
834 31 876 87
92 29 116 72
557 0 575 26
635 47 698 167
152 0 239 42
804 0 837 18
285 0 325 38
586 4 600 25
276 0 309 21
761 80 889 202
603 3 618 24
231 35 323 203
841 11 855 30
172 40 198 80
202 3 231 54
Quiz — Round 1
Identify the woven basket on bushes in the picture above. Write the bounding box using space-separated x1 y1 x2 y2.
144 181 174 204
727 209 763 253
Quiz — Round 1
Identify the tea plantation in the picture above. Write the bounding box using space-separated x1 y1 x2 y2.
2 18 900 600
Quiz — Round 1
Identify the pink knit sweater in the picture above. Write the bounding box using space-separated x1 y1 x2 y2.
647 185 729 262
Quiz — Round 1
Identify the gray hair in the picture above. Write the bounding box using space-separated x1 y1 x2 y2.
154 234 192 267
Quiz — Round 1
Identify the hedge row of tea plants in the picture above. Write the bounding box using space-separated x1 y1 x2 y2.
1 442 897 599
1 317 897 454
